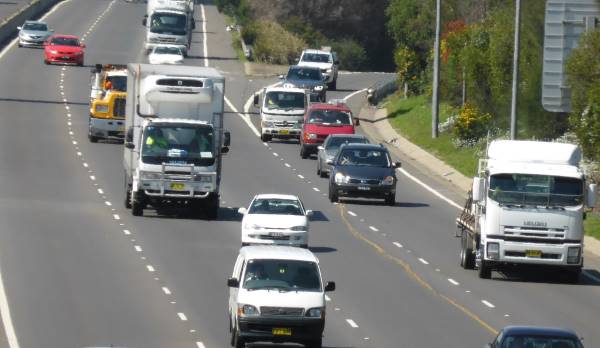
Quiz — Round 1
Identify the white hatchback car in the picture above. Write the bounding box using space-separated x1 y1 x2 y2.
228 246 335 348
148 45 184 65
238 194 312 248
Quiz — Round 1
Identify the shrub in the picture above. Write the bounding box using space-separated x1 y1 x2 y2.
453 103 492 144
252 20 306 65
331 39 368 71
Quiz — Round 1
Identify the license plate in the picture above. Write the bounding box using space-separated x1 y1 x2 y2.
358 186 370 191
272 328 291 336
279 130 289 135
170 183 185 190
525 250 542 258
118 126 125 132
62 56 70 59
269 232 284 237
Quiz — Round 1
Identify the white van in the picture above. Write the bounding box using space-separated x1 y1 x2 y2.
227 246 335 348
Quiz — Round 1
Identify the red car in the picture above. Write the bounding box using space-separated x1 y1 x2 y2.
43 35 85 66
300 100 359 158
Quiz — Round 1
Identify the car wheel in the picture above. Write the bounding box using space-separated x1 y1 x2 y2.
328 79 337 91
478 261 492 279
18 43 22 48
385 193 395 206
319 169 328 178
328 187 338 203
305 338 322 348
300 145 309 159
460 231 475 269
44 59 49 65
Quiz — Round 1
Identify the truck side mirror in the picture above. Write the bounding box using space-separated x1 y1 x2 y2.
125 142 135 149
227 277 239 287
392 161 401 168
223 131 231 147
253 94 259 107
126 127 134 143
324 281 335 292
142 18 147 26
472 177 485 202
17 26 21 31
587 183 597 207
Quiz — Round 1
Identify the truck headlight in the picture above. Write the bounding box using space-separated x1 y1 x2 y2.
238 304 259 317
567 247 581 264
139 171 161 180
382 176 395 185
306 307 324 318
486 242 500 260
261 121 274 128
290 226 306 231
335 172 350 184
95 104 109 113
194 175 212 182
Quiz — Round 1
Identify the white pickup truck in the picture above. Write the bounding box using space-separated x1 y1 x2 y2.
254 87 308 142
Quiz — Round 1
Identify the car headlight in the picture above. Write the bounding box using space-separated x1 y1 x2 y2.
382 176 395 185
306 307 324 318
290 226 306 231
149 37 159 43
567 247 581 264
283 83 295 88
194 175 212 182
326 68 332 73
486 242 500 260
244 223 263 230
335 172 350 184
238 304 259 317
139 171 162 180
74 51 83 55
304 133 317 140
314 85 324 91
95 104 109 113
49 50 58 54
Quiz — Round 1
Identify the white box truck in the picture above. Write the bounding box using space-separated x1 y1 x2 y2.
253 86 308 142
456 140 597 282
143 0 195 56
123 64 230 219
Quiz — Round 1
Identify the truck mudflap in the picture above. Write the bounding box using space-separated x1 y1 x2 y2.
140 163 217 198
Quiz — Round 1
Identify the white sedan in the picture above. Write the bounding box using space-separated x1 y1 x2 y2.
148 45 184 65
238 194 312 248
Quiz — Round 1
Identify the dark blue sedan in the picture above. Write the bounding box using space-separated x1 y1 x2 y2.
487 326 584 348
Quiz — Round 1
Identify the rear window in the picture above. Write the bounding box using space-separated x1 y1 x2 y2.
51 37 79 46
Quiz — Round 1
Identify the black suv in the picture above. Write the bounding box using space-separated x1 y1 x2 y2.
328 144 400 205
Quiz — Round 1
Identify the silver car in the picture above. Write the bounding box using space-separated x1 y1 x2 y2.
316 134 369 178
17 21 53 48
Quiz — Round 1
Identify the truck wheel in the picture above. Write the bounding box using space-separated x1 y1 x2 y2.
124 187 132 209
88 133 99 143
305 338 322 348
478 261 492 279
460 231 475 269
231 327 245 348
300 145 309 159
204 193 219 220
131 192 144 216
563 269 581 284
260 133 271 142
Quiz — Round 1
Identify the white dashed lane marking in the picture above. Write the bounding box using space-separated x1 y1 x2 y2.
393 242 403 248
113 214 120 220
196 342 206 348
369 226 379 232
313 187 320 192
177 312 188 321
418 258 429 265
146 265 155 272
346 319 359 328
134 245 142 252
297 174 304 179
481 300 495 308
347 211 357 217
448 278 460 286
162 287 172 295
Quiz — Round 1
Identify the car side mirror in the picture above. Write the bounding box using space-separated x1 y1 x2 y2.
237 207 247 215
227 277 239 287
324 281 335 292
278 74 284 79
305 210 313 217
223 131 231 147
354 118 360 126
393 161 401 168
253 94 259 107
334 60 339 65
326 159 334 165
317 146 324 151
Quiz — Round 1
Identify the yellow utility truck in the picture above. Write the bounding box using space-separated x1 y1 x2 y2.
88 64 127 143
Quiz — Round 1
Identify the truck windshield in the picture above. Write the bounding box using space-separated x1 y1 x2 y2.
106 76 126 92
264 91 305 110
150 13 187 35
488 174 583 207
243 259 321 292
141 125 214 166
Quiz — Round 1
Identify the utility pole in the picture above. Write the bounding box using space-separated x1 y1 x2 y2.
510 0 521 140
432 0 441 138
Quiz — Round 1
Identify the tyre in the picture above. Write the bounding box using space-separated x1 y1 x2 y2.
18 43 22 48
260 133 271 142
204 193 219 220
300 145 309 159
384 193 395 206
124 187 132 209
563 269 581 284
317 162 321 176
231 327 245 348
44 59 49 65
328 78 337 91
319 169 327 178
88 133 99 143
460 231 475 269
328 187 338 203
478 260 492 279
131 192 144 216
241 243 250 247
305 338 322 348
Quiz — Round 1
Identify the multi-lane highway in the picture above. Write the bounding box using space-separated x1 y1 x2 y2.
0 1 598 347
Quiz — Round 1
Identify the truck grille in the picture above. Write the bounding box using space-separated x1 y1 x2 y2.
503 226 565 239
260 307 304 316
258 234 290 241
156 37 177 44
504 251 561 259
274 121 297 128
113 98 126 117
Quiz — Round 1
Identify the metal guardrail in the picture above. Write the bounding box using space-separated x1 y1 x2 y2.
366 78 398 106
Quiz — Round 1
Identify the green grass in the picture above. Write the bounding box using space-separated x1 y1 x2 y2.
384 94 480 177
584 212 600 240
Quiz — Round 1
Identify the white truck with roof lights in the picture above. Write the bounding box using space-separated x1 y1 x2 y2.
457 140 597 282
143 0 195 56
253 87 308 142
123 64 230 219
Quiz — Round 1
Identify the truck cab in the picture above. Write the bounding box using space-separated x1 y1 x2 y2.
88 64 127 143
254 87 307 142
143 0 194 56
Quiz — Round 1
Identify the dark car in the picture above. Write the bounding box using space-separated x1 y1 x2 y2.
328 143 400 205
317 134 369 178
487 326 584 348
281 65 327 102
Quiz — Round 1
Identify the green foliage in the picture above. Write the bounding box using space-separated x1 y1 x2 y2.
241 22 257 45
567 30 600 163
394 46 420 94
453 103 492 143
283 17 327 48
331 39 368 71
252 20 306 65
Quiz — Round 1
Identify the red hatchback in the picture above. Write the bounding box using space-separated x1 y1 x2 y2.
300 101 359 158
44 35 85 66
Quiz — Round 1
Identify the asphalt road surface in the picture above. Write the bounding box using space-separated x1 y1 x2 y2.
0 0 598 347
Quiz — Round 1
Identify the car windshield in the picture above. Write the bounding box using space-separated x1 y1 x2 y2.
51 37 79 46
336 149 390 167
501 335 583 348
23 23 47 31
326 137 368 150
307 110 352 125
488 174 584 207
106 76 127 92
302 53 332 63
141 125 214 166
155 46 182 55
150 13 187 35
264 91 305 110
287 68 321 81
243 259 321 292
248 198 304 215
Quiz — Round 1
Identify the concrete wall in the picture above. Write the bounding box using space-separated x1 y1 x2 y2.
0 0 63 46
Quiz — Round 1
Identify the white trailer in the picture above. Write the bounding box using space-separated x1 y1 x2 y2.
457 140 597 282
123 64 230 219
252 86 308 142
143 0 195 56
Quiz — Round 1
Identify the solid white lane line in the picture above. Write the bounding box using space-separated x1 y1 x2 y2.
481 300 495 308
0 264 19 348
225 96 260 137
134 245 142 252
146 265 155 272
162 287 171 295
178 312 188 321
200 4 208 67
313 187 320 192
397 168 462 210
393 242 403 248
418 258 429 265
346 319 359 328
448 278 460 286
369 226 379 232
347 211 357 217
343 88 368 101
